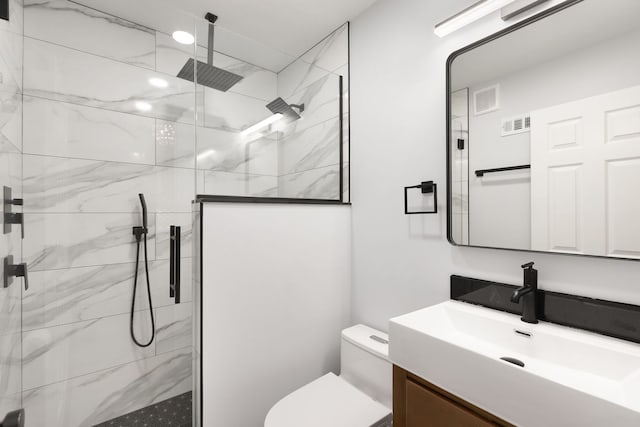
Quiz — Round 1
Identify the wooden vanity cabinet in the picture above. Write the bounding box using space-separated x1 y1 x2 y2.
393 365 513 427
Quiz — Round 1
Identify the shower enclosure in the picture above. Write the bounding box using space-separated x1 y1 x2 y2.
0 0 349 425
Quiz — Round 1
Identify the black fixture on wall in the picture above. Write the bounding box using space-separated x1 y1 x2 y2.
176 12 244 92
445 0 584 251
475 164 530 177
451 275 640 345
130 193 155 348
3 255 28 290
169 225 181 304
404 181 438 214
0 0 8 21
3 186 24 238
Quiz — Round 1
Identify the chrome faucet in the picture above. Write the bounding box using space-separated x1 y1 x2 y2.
511 262 539 324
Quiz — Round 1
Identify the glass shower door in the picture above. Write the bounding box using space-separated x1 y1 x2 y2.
0 0 24 423
17 2 199 426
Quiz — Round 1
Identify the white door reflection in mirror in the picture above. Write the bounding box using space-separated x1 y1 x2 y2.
531 85 640 258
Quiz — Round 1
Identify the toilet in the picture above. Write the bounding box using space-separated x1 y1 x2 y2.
265 324 392 427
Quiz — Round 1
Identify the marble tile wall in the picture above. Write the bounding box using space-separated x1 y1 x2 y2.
11 2 349 424
276 23 350 201
20 1 207 425
166 19 282 197
0 0 24 418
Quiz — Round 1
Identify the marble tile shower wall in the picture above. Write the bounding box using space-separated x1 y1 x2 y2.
18 0 278 425
276 23 350 201
0 0 24 419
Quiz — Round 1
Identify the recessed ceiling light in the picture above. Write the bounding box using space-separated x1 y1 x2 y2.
172 30 195 45
148 77 168 88
135 101 152 112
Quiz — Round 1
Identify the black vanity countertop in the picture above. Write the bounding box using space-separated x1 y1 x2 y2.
451 275 640 345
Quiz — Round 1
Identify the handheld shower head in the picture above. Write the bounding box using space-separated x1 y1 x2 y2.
138 193 148 231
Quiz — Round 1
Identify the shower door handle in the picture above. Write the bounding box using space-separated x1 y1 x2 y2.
169 226 181 304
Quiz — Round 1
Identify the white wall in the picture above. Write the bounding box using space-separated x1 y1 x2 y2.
349 0 640 331
201 202 351 427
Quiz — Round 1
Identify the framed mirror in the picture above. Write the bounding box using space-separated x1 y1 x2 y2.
447 0 640 260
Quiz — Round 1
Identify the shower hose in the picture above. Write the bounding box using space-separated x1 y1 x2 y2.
130 227 155 347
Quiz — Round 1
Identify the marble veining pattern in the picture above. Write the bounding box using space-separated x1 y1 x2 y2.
156 31 277 102
155 303 193 355
203 171 278 197
300 24 348 74
197 126 278 176
279 117 340 175
0 88 22 152
22 155 194 213
24 37 196 124
22 348 192 427
23 213 157 271
0 28 23 91
24 0 156 69
279 164 341 200
22 312 156 390
278 24 348 99
281 73 341 138
15 3 350 425
23 96 156 164
202 87 273 132
22 258 193 331
0 0 23 419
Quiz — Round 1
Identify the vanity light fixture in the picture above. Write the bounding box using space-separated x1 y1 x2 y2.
240 113 283 137
172 30 195 45
148 77 168 88
434 0 516 37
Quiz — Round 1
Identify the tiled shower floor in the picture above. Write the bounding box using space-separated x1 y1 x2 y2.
94 391 192 427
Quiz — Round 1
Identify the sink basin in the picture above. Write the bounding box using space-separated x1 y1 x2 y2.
389 300 640 426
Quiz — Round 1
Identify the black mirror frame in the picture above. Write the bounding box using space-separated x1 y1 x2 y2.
442 0 640 262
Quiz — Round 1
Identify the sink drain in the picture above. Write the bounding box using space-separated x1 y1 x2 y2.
500 356 525 367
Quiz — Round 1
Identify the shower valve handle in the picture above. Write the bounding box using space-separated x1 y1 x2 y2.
3 256 28 290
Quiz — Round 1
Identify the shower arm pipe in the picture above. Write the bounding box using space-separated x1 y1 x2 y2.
290 103 305 113
205 13 218 66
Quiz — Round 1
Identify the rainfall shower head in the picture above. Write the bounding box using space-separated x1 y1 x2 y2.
176 13 244 92
266 97 305 121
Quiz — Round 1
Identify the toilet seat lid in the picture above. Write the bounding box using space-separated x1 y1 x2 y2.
264 373 391 427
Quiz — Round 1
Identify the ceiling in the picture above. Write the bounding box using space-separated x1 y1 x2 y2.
76 0 379 71
452 0 640 89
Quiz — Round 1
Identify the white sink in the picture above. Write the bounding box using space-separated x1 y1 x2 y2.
389 300 640 427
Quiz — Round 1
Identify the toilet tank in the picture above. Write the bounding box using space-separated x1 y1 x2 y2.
340 325 392 409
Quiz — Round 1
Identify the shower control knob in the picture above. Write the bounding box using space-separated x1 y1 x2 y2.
3 256 29 290
0 408 24 427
